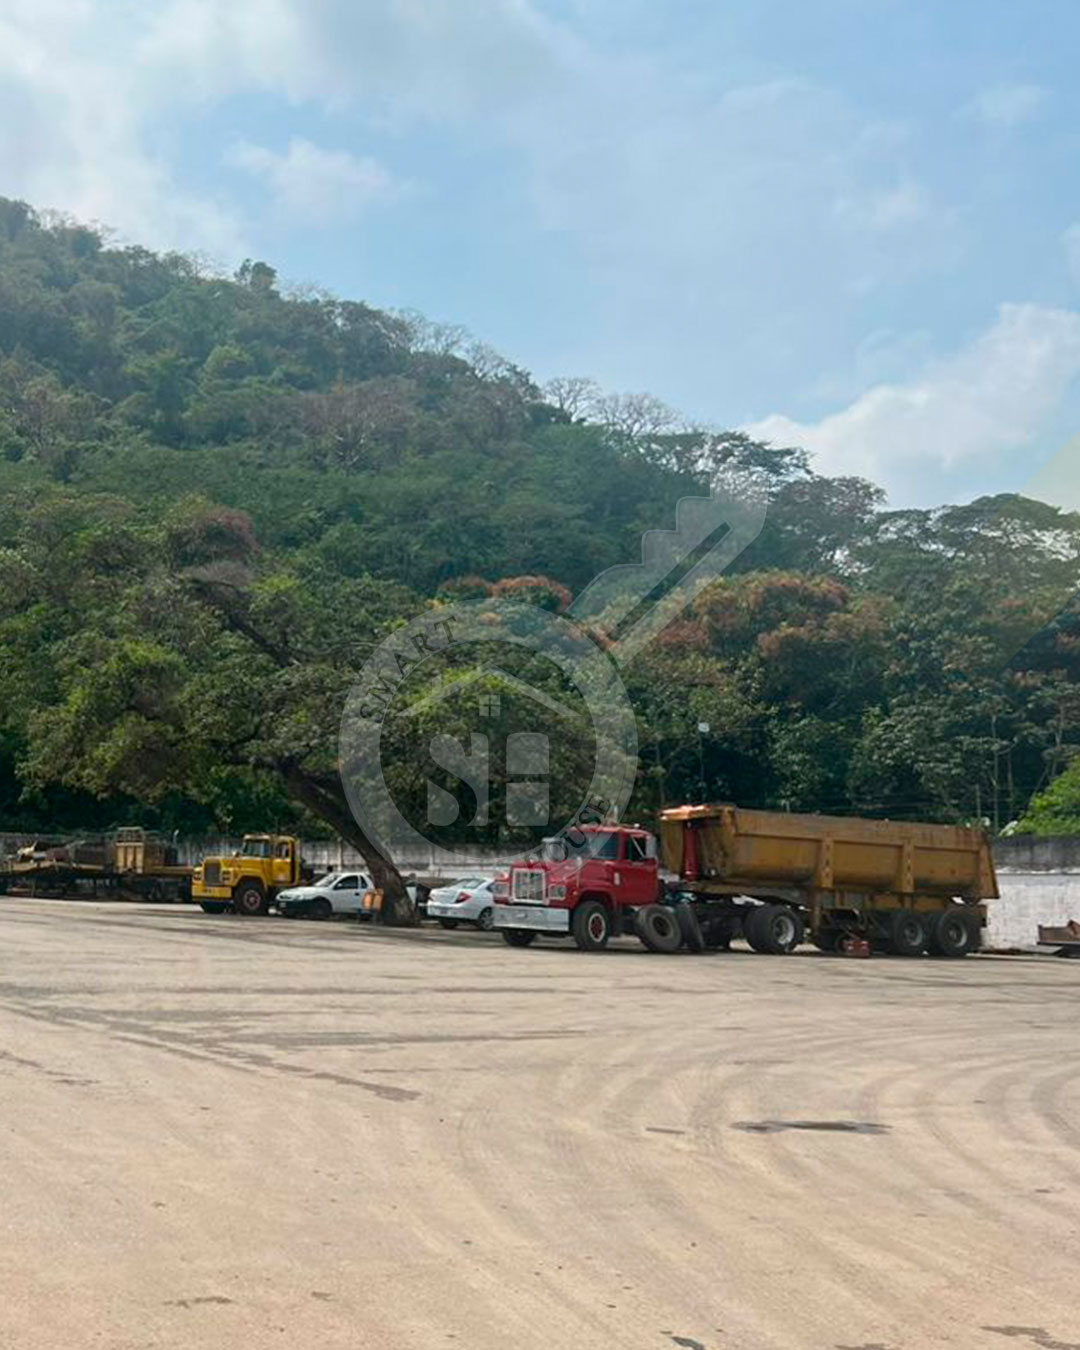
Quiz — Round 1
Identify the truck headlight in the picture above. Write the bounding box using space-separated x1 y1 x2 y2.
549 885 566 900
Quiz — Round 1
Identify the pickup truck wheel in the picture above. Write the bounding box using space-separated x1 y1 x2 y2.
502 929 537 947
310 897 333 922
233 883 267 917
889 910 929 956
636 904 683 954
572 900 611 951
929 908 979 958
476 908 494 931
747 904 803 954
199 902 227 915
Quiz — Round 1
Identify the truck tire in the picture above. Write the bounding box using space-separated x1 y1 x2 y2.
889 910 929 956
636 904 683 954
233 881 267 917
745 904 803 954
676 902 706 952
929 908 979 958
502 929 537 948
199 902 227 915
438 918 459 930
572 900 612 951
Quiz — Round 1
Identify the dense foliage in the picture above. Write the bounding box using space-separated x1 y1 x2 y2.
1 197 1078 853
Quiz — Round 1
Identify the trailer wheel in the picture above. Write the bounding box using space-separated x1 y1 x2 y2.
676 903 706 952
199 902 227 915
889 910 929 956
502 929 537 948
573 900 612 951
233 882 267 916
636 904 683 953
746 904 804 954
929 908 979 958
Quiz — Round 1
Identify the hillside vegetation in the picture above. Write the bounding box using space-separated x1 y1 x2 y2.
0 197 1078 843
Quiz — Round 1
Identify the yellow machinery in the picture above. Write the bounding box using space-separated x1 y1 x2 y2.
659 803 998 956
192 834 307 916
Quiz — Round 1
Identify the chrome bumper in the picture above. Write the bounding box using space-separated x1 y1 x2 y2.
494 905 570 932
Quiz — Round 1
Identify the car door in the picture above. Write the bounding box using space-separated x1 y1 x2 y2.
330 873 361 913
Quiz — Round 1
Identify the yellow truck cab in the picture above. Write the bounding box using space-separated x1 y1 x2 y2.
192 834 306 916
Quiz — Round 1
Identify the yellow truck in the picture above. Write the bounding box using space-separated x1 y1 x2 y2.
192 834 309 916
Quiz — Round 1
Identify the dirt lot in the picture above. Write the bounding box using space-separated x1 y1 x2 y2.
0 898 1078 1350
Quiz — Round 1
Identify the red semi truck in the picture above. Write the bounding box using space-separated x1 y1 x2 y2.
492 805 997 957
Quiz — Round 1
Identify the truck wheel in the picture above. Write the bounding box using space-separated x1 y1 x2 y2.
889 910 929 956
811 927 843 952
199 902 227 915
929 908 979 958
439 918 459 930
233 883 267 917
636 904 683 954
502 929 537 948
310 897 333 921
573 900 612 951
676 903 706 952
746 904 803 954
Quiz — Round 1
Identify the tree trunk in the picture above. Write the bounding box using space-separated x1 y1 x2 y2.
281 764 417 926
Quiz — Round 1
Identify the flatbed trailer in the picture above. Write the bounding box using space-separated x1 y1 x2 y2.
0 830 192 902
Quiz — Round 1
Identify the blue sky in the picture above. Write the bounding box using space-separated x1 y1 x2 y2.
2 0 1079 506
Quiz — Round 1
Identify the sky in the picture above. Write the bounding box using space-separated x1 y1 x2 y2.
1 0 1079 507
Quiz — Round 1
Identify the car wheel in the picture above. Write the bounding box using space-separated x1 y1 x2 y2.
476 908 495 931
439 918 459 930
311 898 333 922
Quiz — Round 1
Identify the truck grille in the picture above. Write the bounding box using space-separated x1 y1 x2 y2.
203 862 221 886
512 869 546 903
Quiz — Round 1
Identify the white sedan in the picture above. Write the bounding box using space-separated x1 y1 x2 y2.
275 872 371 920
426 877 498 930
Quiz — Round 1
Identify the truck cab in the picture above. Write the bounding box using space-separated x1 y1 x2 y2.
192 834 306 916
493 825 661 950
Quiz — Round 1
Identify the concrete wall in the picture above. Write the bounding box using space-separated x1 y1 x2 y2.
988 871 1080 950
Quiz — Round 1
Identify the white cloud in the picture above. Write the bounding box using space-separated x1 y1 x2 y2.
744 304 1080 501
227 137 400 223
963 83 1047 128
0 0 569 256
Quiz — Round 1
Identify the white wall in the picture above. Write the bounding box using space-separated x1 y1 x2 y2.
988 871 1080 950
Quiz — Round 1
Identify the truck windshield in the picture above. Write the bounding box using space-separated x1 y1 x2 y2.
589 832 619 860
541 838 567 862
241 839 272 859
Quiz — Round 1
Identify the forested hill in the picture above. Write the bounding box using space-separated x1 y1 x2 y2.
1 196 1079 839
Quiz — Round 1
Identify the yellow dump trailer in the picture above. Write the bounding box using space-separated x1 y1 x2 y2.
660 804 998 957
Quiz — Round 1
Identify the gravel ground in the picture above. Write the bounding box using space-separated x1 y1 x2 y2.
1 896 1078 1350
